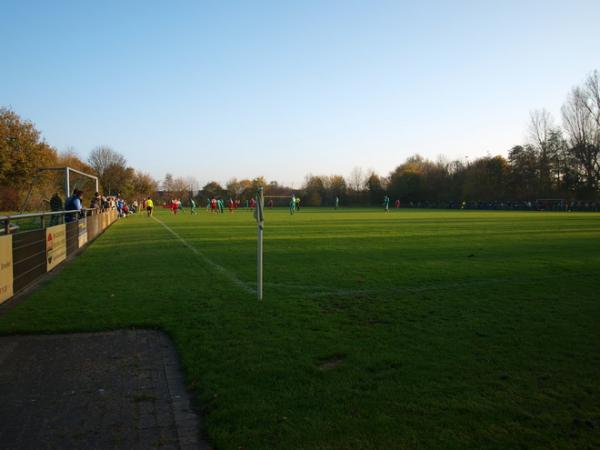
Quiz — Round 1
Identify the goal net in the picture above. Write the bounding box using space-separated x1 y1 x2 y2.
535 198 566 211
20 167 99 212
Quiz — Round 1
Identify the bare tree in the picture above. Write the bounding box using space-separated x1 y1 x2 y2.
226 178 241 197
347 167 365 192
88 146 127 194
562 89 592 147
528 109 557 193
184 176 199 193
171 177 190 198
583 70 600 146
529 109 554 149
162 173 174 192
88 146 126 176
562 73 600 192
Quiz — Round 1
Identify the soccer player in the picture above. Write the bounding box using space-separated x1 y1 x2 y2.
289 195 296 215
383 195 390 212
190 198 197 214
146 197 154 217
295 196 301 211
335 196 339 209
395 199 400 208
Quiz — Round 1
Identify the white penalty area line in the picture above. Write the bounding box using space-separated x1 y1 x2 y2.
151 215 255 295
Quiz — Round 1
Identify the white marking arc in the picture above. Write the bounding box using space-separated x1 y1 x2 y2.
151 216 255 295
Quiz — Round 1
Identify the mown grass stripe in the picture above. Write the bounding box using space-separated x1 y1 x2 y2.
151 215 255 296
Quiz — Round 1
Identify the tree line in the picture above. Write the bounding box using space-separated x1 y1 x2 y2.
1 70 598 211
0 108 156 210
193 71 599 208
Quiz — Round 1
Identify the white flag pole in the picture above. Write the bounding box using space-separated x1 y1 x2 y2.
255 187 264 300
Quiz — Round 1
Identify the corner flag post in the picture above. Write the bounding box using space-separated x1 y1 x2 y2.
254 187 264 300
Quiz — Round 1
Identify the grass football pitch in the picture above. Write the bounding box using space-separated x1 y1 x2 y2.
1 208 599 448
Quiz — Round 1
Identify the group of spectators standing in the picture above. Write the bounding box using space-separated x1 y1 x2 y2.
48 190 140 224
49 189 87 224
88 192 138 217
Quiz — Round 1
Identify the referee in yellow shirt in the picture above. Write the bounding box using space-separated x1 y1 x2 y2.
146 197 154 217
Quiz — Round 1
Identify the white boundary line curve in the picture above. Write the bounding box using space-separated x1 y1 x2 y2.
151 215 255 295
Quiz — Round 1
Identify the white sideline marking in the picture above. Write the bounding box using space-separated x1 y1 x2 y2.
152 216 255 295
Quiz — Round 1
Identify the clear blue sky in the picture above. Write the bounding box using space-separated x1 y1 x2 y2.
2 0 599 187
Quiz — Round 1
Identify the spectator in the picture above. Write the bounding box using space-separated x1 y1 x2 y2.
90 192 101 210
49 193 63 225
65 189 83 223
116 197 124 217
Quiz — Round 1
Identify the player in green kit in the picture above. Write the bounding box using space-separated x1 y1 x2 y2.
289 195 296 215
383 195 390 212
190 198 197 215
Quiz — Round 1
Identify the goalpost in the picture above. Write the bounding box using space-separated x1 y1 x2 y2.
262 194 295 206
20 167 99 213
535 198 566 211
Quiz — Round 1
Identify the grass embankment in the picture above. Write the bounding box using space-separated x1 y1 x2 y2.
1 208 599 449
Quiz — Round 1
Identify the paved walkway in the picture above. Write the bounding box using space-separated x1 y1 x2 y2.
0 329 208 449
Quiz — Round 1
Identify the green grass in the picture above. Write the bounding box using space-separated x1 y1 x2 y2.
1 208 599 449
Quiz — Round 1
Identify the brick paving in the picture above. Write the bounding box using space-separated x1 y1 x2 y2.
0 330 208 449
